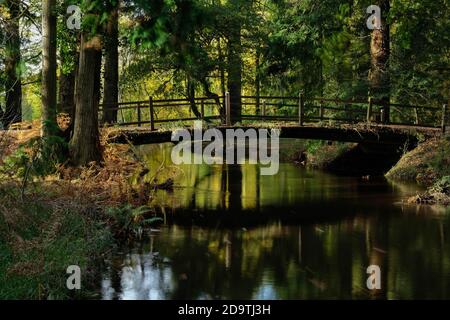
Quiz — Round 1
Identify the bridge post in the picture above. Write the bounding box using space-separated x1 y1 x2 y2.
137 103 142 127
225 92 231 126
149 96 155 131
367 97 373 124
298 92 304 126
414 108 419 125
380 108 386 124
442 104 448 135
262 100 266 118
201 100 205 121
319 100 324 121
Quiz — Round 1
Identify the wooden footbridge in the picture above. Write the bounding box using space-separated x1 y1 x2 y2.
102 93 448 145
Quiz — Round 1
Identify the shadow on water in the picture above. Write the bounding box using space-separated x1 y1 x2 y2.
101 141 450 300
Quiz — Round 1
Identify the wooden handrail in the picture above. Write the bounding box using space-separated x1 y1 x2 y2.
87 94 445 131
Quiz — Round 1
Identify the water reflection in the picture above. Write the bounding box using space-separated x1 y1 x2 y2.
102 209 450 300
101 142 450 299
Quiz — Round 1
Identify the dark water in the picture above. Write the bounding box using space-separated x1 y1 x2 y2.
101 142 450 300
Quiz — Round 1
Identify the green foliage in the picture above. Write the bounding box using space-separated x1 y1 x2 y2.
0 192 112 299
304 140 352 169
429 176 450 195
1 134 68 178
427 138 450 177
107 204 162 239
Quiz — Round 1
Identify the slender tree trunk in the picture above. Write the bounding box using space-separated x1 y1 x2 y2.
186 75 202 118
255 49 261 115
102 0 119 124
369 0 390 123
227 0 242 124
69 34 103 165
42 0 58 136
218 37 226 97
3 0 22 127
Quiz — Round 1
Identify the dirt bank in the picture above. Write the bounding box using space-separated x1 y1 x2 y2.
386 137 450 205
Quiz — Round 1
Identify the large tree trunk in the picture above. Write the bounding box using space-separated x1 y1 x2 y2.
369 0 390 123
3 0 22 127
102 1 119 124
41 0 58 136
227 0 242 124
69 34 103 165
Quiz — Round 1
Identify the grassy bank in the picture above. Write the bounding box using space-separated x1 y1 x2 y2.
386 137 450 185
386 137 450 205
297 140 354 169
0 186 113 299
0 128 159 299
298 140 402 176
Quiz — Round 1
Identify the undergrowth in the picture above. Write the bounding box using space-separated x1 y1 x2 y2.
0 187 112 299
303 140 353 169
0 128 162 299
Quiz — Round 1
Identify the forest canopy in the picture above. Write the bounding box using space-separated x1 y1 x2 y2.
0 0 449 138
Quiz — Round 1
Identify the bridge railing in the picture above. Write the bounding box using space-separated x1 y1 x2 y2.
239 94 447 132
99 96 224 130
94 93 447 134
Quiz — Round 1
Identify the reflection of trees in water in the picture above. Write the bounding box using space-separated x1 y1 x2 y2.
116 144 450 299
103 209 450 299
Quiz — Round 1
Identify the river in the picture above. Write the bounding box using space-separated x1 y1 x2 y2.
100 141 450 300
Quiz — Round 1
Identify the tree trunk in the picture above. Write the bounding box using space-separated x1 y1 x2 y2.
227 1 242 124
186 75 202 119
69 34 103 165
41 0 58 136
3 0 22 127
58 49 78 117
102 1 119 124
218 37 226 97
255 48 261 115
369 0 390 123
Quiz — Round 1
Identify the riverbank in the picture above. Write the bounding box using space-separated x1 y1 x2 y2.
0 186 113 299
298 136 450 206
386 137 450 205
0 128 160 299
296 140 402 176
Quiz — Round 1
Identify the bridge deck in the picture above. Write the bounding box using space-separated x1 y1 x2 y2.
107 123 441 146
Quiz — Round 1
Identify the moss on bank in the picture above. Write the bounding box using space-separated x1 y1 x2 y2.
298 140 354 169
386 137 450 186
386 137 450 206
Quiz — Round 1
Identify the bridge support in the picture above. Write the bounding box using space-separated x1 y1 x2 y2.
225 92 231 126
298 92 304 126
367 97 373 123
149 96 155 131
262 100 266 119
